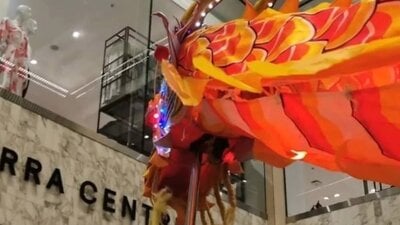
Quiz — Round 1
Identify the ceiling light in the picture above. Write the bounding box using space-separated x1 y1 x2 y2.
144 135 150 139
323 197 329 200
72 31 81 38
334 193 340 198
201 12 206 17
195 21 201 27
369 189 376 194
268 2 273 7
30 59 37 65
208 3 213 9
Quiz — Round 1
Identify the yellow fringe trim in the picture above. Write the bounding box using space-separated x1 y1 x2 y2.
150 188 172 225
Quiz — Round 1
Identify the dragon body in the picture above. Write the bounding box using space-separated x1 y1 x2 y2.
144 0 400 224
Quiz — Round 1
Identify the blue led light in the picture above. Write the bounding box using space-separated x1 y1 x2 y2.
156 146 171 157
157 80 170 133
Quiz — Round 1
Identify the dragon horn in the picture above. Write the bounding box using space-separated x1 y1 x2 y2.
254 0 274 11
242 0 258 20
279 0 299 13
153 12 180 64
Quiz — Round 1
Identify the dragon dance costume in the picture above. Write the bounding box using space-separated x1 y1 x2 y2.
143 0 400 224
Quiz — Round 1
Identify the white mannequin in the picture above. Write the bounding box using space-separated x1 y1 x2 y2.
0 5 34 55
0 5 37 96
14 5 32 27
0 5 37 56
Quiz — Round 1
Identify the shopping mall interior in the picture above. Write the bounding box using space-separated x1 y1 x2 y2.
0 0 400 224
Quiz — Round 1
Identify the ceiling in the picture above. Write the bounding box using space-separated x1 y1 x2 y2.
5 0 250 129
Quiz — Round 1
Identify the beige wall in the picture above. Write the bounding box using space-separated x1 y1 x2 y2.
0 96 151 225
0 96 267 225
266 166 286 225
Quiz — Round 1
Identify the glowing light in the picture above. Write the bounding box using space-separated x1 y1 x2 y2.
0 57 14 67
195 21 201 27
291 150 307 160
201 12 206 17
153 124 158 129
242 179 247 183
30 59 37 65
323 197 329 200
0 57 68 96
369 189 376 194
72 31 81 38
153 113 160 119
156 146 171 157
17 72 67 98
144 135 150 139
268 2 273 7
334 193 340 198
17 67 68 93
208 3 213 9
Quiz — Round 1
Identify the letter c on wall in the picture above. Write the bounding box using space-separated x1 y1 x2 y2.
80 181 97 204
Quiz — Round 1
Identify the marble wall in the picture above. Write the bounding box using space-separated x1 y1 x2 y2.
288 193 400 225
0 97 267 225
0 97 151 225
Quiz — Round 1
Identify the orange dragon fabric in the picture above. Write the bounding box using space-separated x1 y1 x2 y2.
156 0 400 187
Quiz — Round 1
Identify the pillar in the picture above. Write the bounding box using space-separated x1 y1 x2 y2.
266 165 286 225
